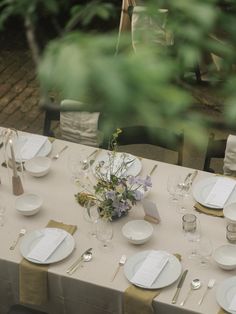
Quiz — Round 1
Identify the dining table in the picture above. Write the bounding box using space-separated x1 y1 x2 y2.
0 128 234 314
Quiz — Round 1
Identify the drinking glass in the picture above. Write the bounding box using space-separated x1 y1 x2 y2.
182 213 201 259
196 237 213 267
226 223 236 244
96 218 113 251
178 179 193 214
67 152 90 184
83 200 99 237
167 175 182 203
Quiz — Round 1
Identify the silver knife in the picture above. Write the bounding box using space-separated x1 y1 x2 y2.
66 248 92 273
171 269 188 304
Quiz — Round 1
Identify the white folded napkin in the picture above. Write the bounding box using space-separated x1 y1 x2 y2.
229 294 236 311
205 177 236 208
131 250 169 288
27 229 68 262
16 135 47 160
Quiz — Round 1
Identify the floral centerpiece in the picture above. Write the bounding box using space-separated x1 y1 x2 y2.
75 129 152 220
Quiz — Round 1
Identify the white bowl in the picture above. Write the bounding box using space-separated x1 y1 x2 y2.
15 193 43 216
24 156 51 177
223 203 236 222
213 244 236 270
122 220 153 245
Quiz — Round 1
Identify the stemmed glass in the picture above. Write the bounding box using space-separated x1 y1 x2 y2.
67 152 90 184
182 213 201 259
178 179 193 214
167 175 181 201
96 218 113 251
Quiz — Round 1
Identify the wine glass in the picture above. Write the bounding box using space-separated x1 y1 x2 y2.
167 175 183 211
178 180 193 214
67 152 90 183
83 200 99 238
182 213 201 259
167 175 180 200
96 218 113 251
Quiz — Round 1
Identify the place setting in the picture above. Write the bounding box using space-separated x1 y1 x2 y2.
18 220 77 305
192 175 236 217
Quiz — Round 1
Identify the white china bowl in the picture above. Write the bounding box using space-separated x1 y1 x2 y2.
15 193 43 216
223 202 236 222
213 244 236 270
24 156 51 177
122 220 153 245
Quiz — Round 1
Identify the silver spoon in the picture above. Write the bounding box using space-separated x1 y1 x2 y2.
52 145 68 160
67 250 93 275
180 278 201 306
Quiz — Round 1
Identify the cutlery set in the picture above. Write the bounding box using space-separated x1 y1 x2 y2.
66 248 93 275
171 270 215 307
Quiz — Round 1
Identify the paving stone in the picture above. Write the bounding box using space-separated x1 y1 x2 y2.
13 82 27 93
0 84 12 97
0 93 17 109
3 99 21 114
20 97 38 113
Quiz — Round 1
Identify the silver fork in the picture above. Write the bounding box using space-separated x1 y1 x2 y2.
52 145 68 160
10 228 26 250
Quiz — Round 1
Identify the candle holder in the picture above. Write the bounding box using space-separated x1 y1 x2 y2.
2 129 24 195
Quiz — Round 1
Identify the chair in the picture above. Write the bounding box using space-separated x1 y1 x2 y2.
8 304 47 314
114 125 184 165
203 132 227 172
42 101 60 137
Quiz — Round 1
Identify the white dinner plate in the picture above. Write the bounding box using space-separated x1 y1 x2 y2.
192 176 236 209
20 228 75 264
124 250 182 289
9 135 52 162
92 151 142 179
216 276 236 314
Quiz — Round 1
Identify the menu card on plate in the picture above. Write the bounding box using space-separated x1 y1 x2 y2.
205 177 236 208
131 250 169 288
27 229 67 262
16 135 47 160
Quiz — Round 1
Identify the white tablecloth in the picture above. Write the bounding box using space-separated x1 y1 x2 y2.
0 132 231 314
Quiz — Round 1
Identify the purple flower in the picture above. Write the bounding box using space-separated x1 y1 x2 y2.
106 190 116 200
133 190 143 201
143 176 152 191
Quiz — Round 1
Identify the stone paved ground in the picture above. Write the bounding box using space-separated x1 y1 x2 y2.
0 48 45 135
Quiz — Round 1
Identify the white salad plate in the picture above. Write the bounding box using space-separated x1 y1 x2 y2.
9 135 52 162
124 250 181 289
192 176 236 209
216 276 236 314
20 228 75 264
92 151 142 179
